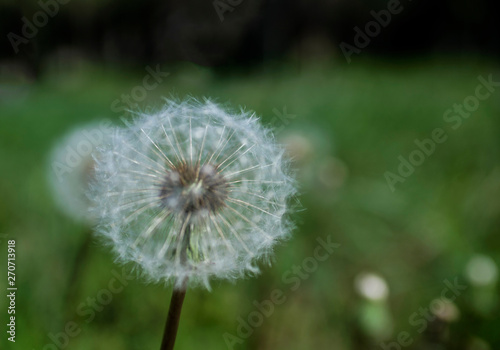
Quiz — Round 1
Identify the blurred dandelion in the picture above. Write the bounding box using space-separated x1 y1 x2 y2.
47 121 113 319
431 299 460 322
355 272 389 302
354 272 393 341
280 126 346 200
465 254 498 315
89 97 296 349
48 121 112 223
465 255 498 287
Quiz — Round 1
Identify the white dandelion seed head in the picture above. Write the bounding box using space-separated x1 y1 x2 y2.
90 98 297 289
465 254 498 287
354 272 389 301
48 121 113 224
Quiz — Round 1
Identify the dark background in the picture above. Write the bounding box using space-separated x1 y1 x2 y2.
1 0 500 76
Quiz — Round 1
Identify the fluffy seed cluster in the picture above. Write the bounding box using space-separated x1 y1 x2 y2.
90 98 296 288
48 122 112 224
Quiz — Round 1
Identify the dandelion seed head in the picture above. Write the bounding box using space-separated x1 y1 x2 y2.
48 122 113 224
90 98 297 288
355 272 389 301
465 255 498 287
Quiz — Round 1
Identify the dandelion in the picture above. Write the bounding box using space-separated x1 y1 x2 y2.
465 255 497 316
354 272 393 340
89 97 296 349
465 255 498 287
354 272 389 302
48 121 112 224
47 121 113 318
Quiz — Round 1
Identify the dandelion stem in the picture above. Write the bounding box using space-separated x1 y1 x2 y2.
160 278 188 350
162 224 190 350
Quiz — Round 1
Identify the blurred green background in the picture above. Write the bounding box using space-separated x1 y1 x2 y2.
1 55 499 349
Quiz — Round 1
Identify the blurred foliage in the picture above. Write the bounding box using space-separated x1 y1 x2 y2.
0 56 499 349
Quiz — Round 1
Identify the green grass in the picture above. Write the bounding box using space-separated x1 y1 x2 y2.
1 57 499 349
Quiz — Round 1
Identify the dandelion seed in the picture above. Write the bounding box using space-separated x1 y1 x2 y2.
90 98 297 288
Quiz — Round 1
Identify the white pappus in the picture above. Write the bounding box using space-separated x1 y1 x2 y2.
89 98 297 289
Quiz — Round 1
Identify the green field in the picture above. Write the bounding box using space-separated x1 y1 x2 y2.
1 57 499 349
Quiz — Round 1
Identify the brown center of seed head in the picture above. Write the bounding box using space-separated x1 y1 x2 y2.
160 163 229 215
